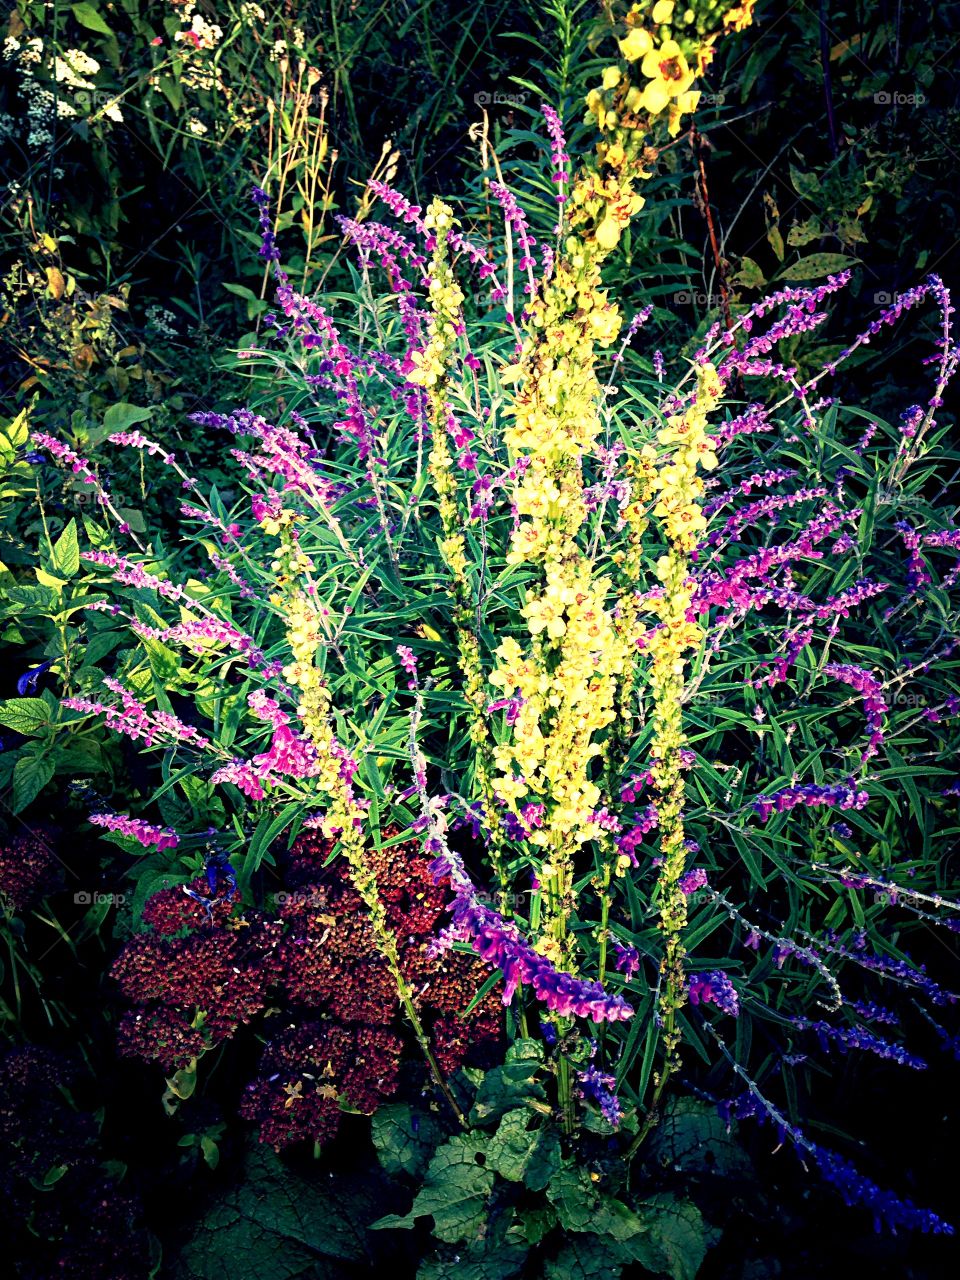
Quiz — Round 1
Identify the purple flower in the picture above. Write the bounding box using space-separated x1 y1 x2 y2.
396 645 418 689
679 868 708 896
577 1063 623 1127
688 970 739 1016
17 659 53 695
612 940 640 980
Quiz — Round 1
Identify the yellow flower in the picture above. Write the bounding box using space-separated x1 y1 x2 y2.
724 1 757 33
602 65 621 90
652 0 675 22
667 88 700 137
596 214 622 251
639 39 695 115
618 27 654 62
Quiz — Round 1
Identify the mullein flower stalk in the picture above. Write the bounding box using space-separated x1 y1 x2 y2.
262 513 465 1124
405 197 509 903
637 362 724 1127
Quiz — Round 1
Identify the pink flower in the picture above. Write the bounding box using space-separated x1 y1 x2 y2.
89 810 179 850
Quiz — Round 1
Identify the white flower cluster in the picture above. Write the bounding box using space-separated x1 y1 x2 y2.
240 2 266 22
54 48 99 88
145 304 180 338
2 35 122 143
268 27 307 61
174 3 224 52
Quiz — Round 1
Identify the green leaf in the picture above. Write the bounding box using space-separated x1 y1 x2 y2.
141 634 181 685
487 1109 540 1182
199 1136 220 1169
0 698 49 735
417 1232 527 1280
371 1103 444 1179
373 1135 493 1244
545 1167 600 1233
789 165 821 200
43 1163 69 1186
101 402 153 434
13 751 55 811
35 566 67 590
643 1097 753 1180
52 518 80 577
471 1040 545 1123
71 3 113 36
242 802 302 883
636 1195 714 1280
777 253 854 281
173 1141 395 1279
731 256 765 289
544 1235 623 1280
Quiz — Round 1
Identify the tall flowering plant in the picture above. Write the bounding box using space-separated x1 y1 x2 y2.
19 0 960 1269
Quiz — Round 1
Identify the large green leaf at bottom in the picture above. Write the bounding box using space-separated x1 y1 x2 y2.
373 1134 494 1244
173 1142 400 1280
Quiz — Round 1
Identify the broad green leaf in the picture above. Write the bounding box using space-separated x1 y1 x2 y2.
637 1195 714 1280
777 253 853 281
102 402 153 434
173 1141 394 1278
13 751 56 811
52 518 80 577
543 1235 623 1280
71 3 113 35
0 697 49 735
371 1103 444 1179
487 1108 541 1182
731 256 765 289
373 1135 493 1244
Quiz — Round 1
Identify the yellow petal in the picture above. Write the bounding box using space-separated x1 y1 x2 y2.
640 79 671 114
602 65 621 89
619 28 654 62
595 214 622 250
652 0 675 22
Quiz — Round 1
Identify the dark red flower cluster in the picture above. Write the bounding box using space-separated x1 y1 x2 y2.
112 875 283 1071
278 830 503 1076
0 829 61 911
140 876 235 935
115 835 502 1148
239 1018 402 1150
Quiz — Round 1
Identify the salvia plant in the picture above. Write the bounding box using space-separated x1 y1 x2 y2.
13 0 960 1272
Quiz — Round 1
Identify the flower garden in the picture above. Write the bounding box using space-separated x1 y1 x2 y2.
1 1 959 1276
